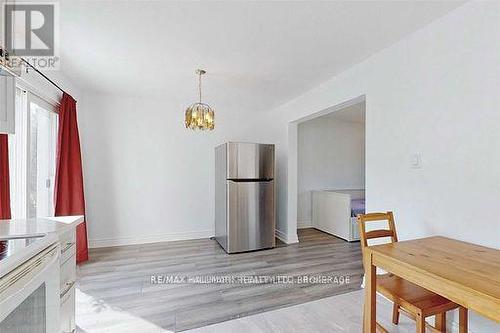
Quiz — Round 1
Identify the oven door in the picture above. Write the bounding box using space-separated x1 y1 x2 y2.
0 243 60 333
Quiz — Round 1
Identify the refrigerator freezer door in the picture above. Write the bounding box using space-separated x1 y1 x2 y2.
227 143 274 180
226 180 275 253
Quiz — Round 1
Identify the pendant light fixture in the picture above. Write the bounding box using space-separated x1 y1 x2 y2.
185 69 215 130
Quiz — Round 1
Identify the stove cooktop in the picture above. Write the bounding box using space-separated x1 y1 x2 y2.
0 237 44 261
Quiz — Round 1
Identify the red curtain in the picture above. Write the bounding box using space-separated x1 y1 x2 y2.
54 93 88 263
0 134 11 220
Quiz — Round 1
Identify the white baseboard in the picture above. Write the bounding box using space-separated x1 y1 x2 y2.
275 229 299 244
91 229 301 249
297 219 312 229
275 229 288 243
89 230 214 248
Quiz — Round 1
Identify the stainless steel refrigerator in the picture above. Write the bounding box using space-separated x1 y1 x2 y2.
215 142 275 253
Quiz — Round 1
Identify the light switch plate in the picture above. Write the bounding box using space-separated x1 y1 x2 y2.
411 153 422 169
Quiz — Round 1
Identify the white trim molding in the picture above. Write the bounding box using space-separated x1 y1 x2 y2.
89 230 214 248
286 95 366 245
297 219 312 229
92 229 301 248
275 229 299 244
16 77 61 108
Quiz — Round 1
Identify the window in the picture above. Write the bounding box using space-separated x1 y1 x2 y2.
8 88 58 219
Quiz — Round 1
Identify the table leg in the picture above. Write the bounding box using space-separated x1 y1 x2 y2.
364 252 376 333
459 307 468 333
416 313 425 333
435 312 446 332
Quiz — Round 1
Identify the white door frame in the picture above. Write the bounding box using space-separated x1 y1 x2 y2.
286 95 366 243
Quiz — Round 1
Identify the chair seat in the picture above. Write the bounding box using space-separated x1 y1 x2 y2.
377 274 459 316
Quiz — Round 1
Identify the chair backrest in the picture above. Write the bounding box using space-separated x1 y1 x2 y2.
357 212 398 253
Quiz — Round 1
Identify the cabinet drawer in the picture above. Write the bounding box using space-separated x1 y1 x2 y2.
60 285 75 333
60 228 76 244
60 242 76 265
60 254 76 292
60 229 76 264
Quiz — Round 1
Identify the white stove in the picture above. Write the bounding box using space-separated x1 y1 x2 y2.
0 237 42 259
0 234 58 278
0 234 60 332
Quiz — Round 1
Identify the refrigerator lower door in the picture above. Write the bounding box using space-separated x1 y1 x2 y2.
226 180 275 253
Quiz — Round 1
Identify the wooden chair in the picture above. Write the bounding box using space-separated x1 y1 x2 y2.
357 212 468 333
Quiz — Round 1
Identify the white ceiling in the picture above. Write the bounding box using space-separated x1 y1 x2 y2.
58 0 464 111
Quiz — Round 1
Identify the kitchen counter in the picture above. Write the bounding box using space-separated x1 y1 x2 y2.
0 215 83 333
0 215 84 239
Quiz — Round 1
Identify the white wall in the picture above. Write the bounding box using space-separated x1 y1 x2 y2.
261 2 499 331
78 92 273 247
297 115 365 227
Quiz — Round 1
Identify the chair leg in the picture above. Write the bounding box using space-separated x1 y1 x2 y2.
376 322 389 333
459 307 468 333
362 302 365 332
392 303 400 325
416 313 425 333
435 312 446 332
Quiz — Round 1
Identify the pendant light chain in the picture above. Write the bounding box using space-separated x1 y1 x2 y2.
198 72 202 103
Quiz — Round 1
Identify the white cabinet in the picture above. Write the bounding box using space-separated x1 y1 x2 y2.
58 229 77 333
60 285 76 333
0 215 82 332
312 190 364 242
0 75 15 134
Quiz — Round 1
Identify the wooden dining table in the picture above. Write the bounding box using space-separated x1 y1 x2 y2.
363 236 500 332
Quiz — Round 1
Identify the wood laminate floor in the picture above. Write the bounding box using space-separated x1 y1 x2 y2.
76 228 364 332
187 290 444 333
